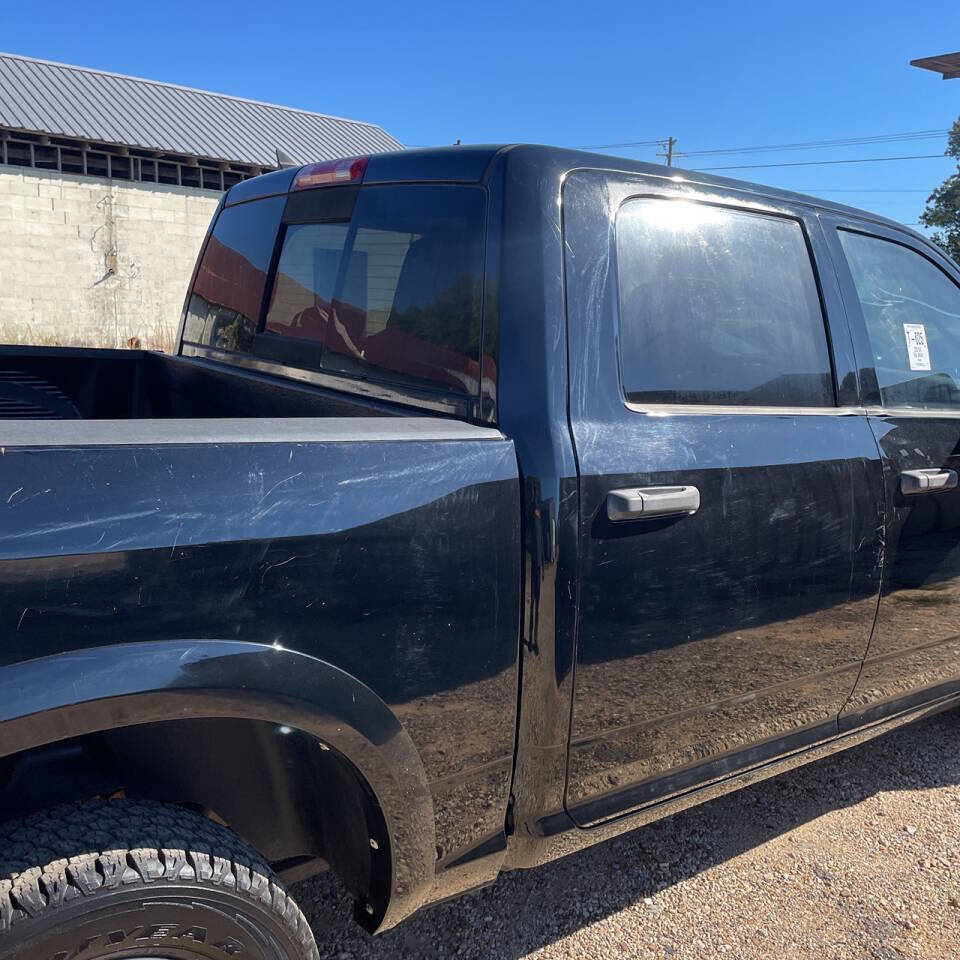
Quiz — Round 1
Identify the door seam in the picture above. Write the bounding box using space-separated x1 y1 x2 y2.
837 412 887 719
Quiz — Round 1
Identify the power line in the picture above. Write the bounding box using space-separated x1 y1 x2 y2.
575 137 666 149
574 129 948 158
699 154 948 171
678 129 947 158
793 188 930 193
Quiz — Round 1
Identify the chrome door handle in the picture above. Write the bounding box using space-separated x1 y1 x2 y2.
607 485 701 521
900 468 958 495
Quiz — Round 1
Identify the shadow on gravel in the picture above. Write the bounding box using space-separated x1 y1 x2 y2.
294 708 960 959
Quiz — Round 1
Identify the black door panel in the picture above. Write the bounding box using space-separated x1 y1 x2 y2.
562 173 884 825
845 415 960 722
823 217 960 726
568 415 882 823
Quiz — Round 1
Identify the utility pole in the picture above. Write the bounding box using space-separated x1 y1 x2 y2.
658 136 677 166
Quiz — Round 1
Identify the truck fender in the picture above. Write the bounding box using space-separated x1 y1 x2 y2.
0 639 436 932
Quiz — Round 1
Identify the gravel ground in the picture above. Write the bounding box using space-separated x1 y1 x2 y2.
295 708 960 959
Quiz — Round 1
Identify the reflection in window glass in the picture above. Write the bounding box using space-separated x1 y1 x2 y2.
839 230 960 409
264 223 349 341
616 199 834 406
183 196 285 353
264 185 485 395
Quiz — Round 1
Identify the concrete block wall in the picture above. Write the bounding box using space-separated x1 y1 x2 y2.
0 166 221 351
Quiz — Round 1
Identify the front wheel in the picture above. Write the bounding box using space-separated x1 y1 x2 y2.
0 798 319 960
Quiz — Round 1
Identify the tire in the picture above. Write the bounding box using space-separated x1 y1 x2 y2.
0 798 319 960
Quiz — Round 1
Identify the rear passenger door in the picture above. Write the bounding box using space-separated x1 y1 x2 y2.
824 218 960 726
562 172 884 826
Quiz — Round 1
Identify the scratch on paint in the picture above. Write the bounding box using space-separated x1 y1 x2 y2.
0 510 158 542
170 522 183 559
16 608 27 631
7 487 22 504
11 488 52 507
261 555 297 586
256 472 304 506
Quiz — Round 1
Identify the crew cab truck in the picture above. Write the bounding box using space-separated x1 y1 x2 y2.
2 144 960 959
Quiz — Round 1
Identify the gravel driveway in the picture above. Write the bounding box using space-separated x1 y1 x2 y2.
296 708 960 959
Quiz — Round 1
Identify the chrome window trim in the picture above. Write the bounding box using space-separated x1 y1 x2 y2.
865 406 960 419
625 401 960 418
625 401 865 417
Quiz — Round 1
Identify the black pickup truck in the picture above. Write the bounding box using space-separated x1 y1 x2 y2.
3 144 960 960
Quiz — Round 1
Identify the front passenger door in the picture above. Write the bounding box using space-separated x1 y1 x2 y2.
825 219 960 725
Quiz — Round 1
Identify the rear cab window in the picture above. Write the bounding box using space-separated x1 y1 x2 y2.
182 195 285 354
182 181 487 408
615 198 835 408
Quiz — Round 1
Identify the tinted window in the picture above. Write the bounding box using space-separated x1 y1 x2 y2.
182 196 284 353
839 230 960 409
265 185 485 395
616 199 833 406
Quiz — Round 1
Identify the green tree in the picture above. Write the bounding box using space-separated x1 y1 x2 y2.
920 118 960 262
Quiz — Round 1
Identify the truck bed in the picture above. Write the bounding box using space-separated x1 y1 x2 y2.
0 346 392 420
0 401 522 921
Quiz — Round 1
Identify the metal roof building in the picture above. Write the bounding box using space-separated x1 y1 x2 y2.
0 53 403 352
0 52 403 190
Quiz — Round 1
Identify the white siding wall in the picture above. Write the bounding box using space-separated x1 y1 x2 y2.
0 166 220 351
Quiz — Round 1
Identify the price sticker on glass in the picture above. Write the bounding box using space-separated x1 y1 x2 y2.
903 323 931 372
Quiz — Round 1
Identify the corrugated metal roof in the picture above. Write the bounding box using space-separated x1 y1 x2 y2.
0 52 403 167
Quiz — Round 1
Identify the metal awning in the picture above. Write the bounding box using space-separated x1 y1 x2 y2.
910 52 960 80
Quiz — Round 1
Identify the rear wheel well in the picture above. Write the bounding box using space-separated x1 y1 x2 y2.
0 717 391 925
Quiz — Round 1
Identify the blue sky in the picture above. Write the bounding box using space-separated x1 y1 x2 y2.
3 0 959 228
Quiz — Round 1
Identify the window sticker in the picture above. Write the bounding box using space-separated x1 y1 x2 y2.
903 323 931 372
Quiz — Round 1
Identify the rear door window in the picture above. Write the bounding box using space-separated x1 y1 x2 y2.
616 198 834 406
264 185 485 396
838 229 960 409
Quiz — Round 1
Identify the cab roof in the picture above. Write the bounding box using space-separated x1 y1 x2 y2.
225 143 921 238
